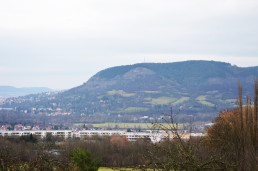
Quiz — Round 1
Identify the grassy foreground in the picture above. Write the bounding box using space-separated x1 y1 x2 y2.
99 167 163 171
99 167 145 171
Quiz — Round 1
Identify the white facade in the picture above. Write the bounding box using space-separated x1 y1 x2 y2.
0 130 204 143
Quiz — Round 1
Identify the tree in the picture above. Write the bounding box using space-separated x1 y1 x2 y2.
19 133 37 143
69 148 101 171
145 108 227 171
207 79 258 171
45 132 53 142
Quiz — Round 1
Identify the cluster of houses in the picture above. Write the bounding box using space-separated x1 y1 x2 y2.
1 124 41 131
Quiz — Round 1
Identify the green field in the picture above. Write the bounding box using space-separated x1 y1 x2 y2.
107 90 135 97
196 95 207 101
219 99 237 103
139 90 161 94
196 95 215 107
75 122 183 129
172 97 190 106
117 107 149 113
144 96 177 105
93 123 154 129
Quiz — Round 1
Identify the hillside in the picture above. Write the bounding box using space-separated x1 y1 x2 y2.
0 86 53 98
1 60 258 122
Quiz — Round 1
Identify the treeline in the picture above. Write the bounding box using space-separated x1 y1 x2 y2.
206 80 258 170
0 135 147 170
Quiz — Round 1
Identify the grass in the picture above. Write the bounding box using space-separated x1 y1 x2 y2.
99 167 114 171
111 107 149 114
225 99 237 103
219 99 237 103
92 123 154 129
99 167 136 171
196 95 215 107
123 107 149 113
198 101 215 107
144 96 177 105
206 90 219 94
75 122 184 129
107 90 135 97
172 97 190 106
196 95 207 101
99 167 148 171
95 123 183 129
138 91 161 94
215 94 222 98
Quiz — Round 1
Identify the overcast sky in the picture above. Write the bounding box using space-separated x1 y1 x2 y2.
0 0 258 89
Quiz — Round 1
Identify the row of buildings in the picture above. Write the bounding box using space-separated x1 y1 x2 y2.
0 129 204 143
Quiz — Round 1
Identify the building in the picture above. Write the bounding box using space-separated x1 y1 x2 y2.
0 130 204 143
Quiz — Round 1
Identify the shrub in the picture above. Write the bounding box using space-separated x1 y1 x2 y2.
69 148 101 171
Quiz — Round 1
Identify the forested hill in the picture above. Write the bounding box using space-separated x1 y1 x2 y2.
70 60 258 93
57 60 258 120
2 60 258 121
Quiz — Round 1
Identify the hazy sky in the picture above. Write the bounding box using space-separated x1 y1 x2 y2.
0 0 258 89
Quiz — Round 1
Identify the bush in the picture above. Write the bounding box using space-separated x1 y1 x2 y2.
69 148 101 171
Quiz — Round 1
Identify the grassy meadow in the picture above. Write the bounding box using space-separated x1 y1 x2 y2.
75 122 184 129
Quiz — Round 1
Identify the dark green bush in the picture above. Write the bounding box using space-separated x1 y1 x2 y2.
69 148 101 171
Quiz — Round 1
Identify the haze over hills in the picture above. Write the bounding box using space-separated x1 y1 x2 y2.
0 86 53 98
1 60 258 122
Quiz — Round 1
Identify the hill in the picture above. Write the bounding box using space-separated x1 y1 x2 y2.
0 86 53 98
1 60 258 122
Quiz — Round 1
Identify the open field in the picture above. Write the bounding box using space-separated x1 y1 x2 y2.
75 122 184 129
196 95 215 107
172 97 190 106
144 96 177 105
107 90 136 97
139 90 161 93
118 107 149 113
219 99 237 103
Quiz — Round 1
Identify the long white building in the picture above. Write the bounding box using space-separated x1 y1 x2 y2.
0 130 204 143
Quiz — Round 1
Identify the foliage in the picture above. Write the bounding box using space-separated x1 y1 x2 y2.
20 134 38 143
206 79 258 170
0 79 257 170
69 148 101 171
144 108 228 171
0 137 71 171
25 151 71 171
143 80 258 171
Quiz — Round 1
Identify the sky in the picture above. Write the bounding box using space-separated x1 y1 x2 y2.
0 0 258 90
